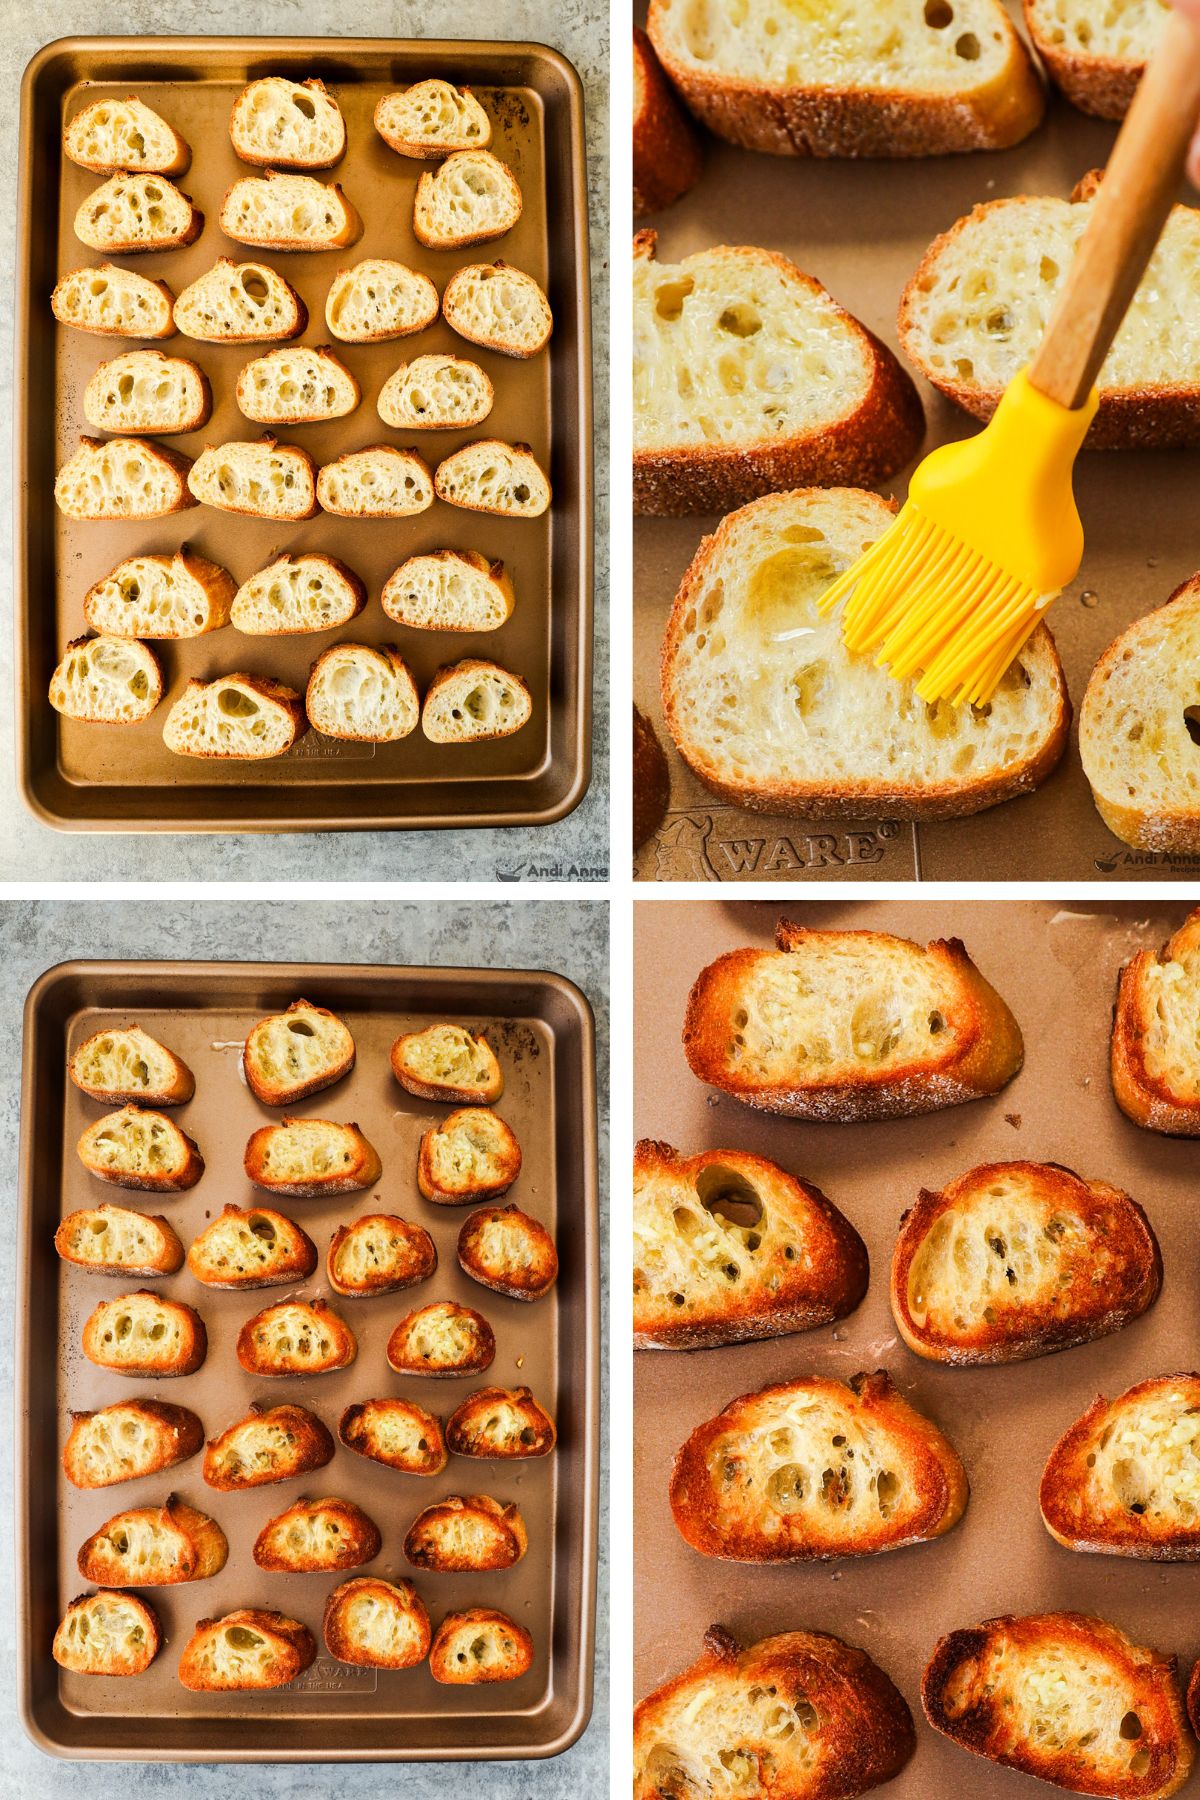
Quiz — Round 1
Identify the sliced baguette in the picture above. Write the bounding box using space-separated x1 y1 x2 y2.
83 349 210 436
178 1609 315 1692
77 1497 227 1587
53 1591 161 1676
324 258 440 342
316 445 433 518
374 81 492 158
442 261 553 358
891 1161 1162 1364
253 1496 380 1572
634 234 924 513
82 1291 207 1377
231 553 365 636
323 1577 430 1670
633 27 702 215
633 704 670 850
203 1402 333 1491
445 1386 556 1459
84 548 234 639
55 436 195 522
65 97 189 176
430 1609 532 1685
220 170 362 251
1041 1374 1200 1559
458 1204 558 1301
244 1117 382 1198
1112 910 1200 1134
390 1023 503 1103
162 673 304 760
633 1139 869 1349
413 150 521 249
421 659 532 744
70 1023 194 1104
306 643 420 743
188 436 317 520
56 1204 184 1277
230 77 345 169
435 440 550 518
405 1494 526 1572
174 258 307 343
338 1398 447 1476
74 172 201 254
382 550 513 633
326 1214 437 1298
186 1204 317 1289
1023 0 1169 119
378 355 493 430
386 1302 496 1378
77 1104 203 1192
243 998 355 1105
236 345 359 425
418 1107 522 1205
236 1298 356 1376
52 263 176 339
64 1400 204 1490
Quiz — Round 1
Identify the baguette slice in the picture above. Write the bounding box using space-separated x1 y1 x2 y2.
186 1204 318 1289
442 261 553 358
323 1577 430 1670
178 1609 316 1692
316 445 433 518
374 81 492 158
405 1494 526 1572
430 1609 532 1685
65 97 189 176
633 1139 869 1350
1023 0 1169 119
435 440 550 517
413 150 522 249
390 1023 503 1103
53 1591 160 1676
378 355 494 430
203 1402 333 1491
646 0 1044 157
84 548 235 639
253 1496 380 1573
922 1612 1192 1799
633 704 670 850
74 172 201 254
382 550 514 633
634 235 924 513
236 1298 356 1376
230 77 346 169
684 920 1024 1122
458 1204 558 1301
244 1117 382 1198
64 1399 204 1490
327 1213 437 1298
1112 910 1200 1133
633 27 702 215
421 660 533 744
418 1108 521 1205
83 1291 207 1377
162 673 304 760
77 1104 203 1192
188 436 317 520
634 1624 915 1800
70 1023 194 1104
56 1203 185 1277
236 345 359 425
445 1386 556 1459
77 1497 227 1586
324 258 439 342
231 552 365 636
243 998 355 1105
892 1161 1162 1365
174 258 307 343
386 1302 496 1378
306 643 419 743
1041 1374 1200 1559
52 263 176 339
55 436 195 521
83 349 210 436
670 1369 968 1561
50 636 163 726
220 170 362 251
339 1398 447 1476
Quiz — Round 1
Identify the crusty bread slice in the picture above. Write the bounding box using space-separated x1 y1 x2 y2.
327 1214 437 1298
78 1497 227 1587
435 440 550 518
55 436 195 521
670 1369 968 1561
70 1023 194 1104
445 1386 556 1459
230 77 346 169
49 635 163 727
56 1204 184 1277
633 27 702 215
236 345 359 425
378 355 494 430
382 550 513 633
899 175 1200 448
390 1023 503 1103
634 1624 915 1800
162 673 304 760
85 548 234 640
220 170 362 251
1023 0 1168 119
386 1302 496 1378
374 81 492 158
421 659 533 745
662 488 1069 820
178 1610 315 1692
324 258 439 342
646 0 1044 156
52 263 176 339
633 1139 869 1350
405 1494 526 1572
203 1402 333 1490
174 258 306 343
684 920 1024 1122
65 97 189 176
923 1612 1192 1799
243 998 355 1105
254 1496 380 1572
339 1398 447 1476
188 436 317 519
430 1609 532 1685
1041 1374 1200 1559
891 1161 1162 1365
323 1577 430 1670
244 1117 382 1198
231 553 364 636
186 1204 317 1289
82 1291 207 1377
1112 910 1200 1134
458 1205 558 1301
413 150 522 249
306 643 420 743
634 235 924 514
53 1591 161 1676
74 172 201 254
237 1298 356 1377
84 349 210 436
633 704 670 849
442 261 553 358
77 1105 203 1192
64 1400 204 1490
316 445 433 517
418 1107 522 1205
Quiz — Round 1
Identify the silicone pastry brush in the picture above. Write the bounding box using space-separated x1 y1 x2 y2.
818 6 1200 707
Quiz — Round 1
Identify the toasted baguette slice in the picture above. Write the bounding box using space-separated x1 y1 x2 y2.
1023 0 1168 119
316 445 433 518
339 1399 447 1476
178 1609 316 1692
174 258 307 343
77 1105 203 1192
84 548 234 639
65 97 189 176
56 1204 184 1277
446 1386 556 1459
323 1577 430 1669
306 643 419 743
378 355 493 430
243 998 355 1105
188 436 316 520
633 1139 869 1350
662 488 1068 818
900 176 1200 449
230 77 346 169
634 235 924 514
74 172 201 254
327 1214 436 1298
203 1402 333 1490
458 1205 557 1301
52 263 176 339
412 150 521 249
684 920 1024 1122
633 704 670 849
923 1612 1192 1799
186 1204 317 1289
1041 1374 1200 1559
382 550 513 633
254 1496 381 1572
220 170 361 251
892 1161 1162 1365
244 1117 382 1198
83 350 210 437
236 345 359 425
83 1291 207 1377
442 261 553 358
405 1495 526 1572
78 1497 227 1586
53 1591 160 1676
387 1303 496 1378
70 1024 194 1104
324 258 440 342
670 1369 967 1561
430 1609 532 1685
231 552 365 636
374 81 492 158
49 636 163 726
162 673 304 760
435 440 550 518
633 28 702 215
421 660 533 744
64 1400 204 1490
418 1108 522 1205
55 436 195 521
646 0 1043 157
1112 911 1200 1134
237 1298 356 1376
634 1624 915 1800
390 1023 503 1103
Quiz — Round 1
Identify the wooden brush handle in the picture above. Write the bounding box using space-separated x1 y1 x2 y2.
1030 7 1200 410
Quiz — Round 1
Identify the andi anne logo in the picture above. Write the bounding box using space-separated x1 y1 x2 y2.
1094 847 1200 873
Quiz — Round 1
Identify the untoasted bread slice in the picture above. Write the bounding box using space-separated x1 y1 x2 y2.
243 999 355 1105
458 1205 557 1301
326 1214 436 1298
188 436 317 519
244 1117 382 1198
78 1497 227 1587
323 1577 430 1669
316 445 433 517
65 97 189 176
418 1108 522 1205
83 349 210 436
178 1609 315 1692
339 1398 447 1476
186 1204 317 1289
231 552 365 636
633 27 702 215
892 1161 1162 1365
382 550 513 633
83 1291 207 1377
237 1299 356 1376
634 1623 915 1800
386 1302 496 1378
253 1496 381 1572
923 1612 1192 1798
174 258 307 343
430 1608 532 1685
684 920 1024 1122
74 172 201 254
70 1024 194 1104
442 261 553 358
49 635 163 725
53 1591 161 1676
220 170 362 251
390 1023 503 1103
1041 1374 1200 1559
405 1494 526 1572
378 355 493 431
56 1204 184 1277
1112 912 1200 1134
77 1105 203 1192
306 643 419 742
446 1386 556 1459
435 440 550 518
203 1402 333 1491
633 1139 869 1349
230 77 346 169
324 258 439 342
64 1400 204 1490
1023 0 1169 120
52 263 176 339
421 660 533 744
162 673 304 759
84 549 234 640
236 345 359 425
374 81 492 158
55 436 195 521
670 1369 968 1561
413 150 521 249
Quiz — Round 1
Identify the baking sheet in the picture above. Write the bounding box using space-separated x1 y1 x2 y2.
634 899 1200 1798
18 959 599 1760
17 36 592 831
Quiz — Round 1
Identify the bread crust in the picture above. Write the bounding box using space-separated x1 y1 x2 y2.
632 705 670 850
446 1386 556 1459
64 1399 204 1489
82 1291 207 1377
390 1023 503 1104
56 1203 185 1277
77 1104 203 1191
323 1577 431 1669
243 998 355 1105
418 1107 522 1204
186 1203 318 1288
457 1204 558 1301
326 1213 437 1297
70 1026 195 1105
429 1608 533 1684
633 27 702 214
404 1494 527 1571
178 1609 315 1691
338 1398 447 1476
203 1402 334 1490
243 1116 380 1196
77 1495 228 1586
386 1302 496 1378
1041 1374 1200 1559
1022 0 1149 119
53 1590 161 1676
236 1297 356 1376
253 1495 381 1572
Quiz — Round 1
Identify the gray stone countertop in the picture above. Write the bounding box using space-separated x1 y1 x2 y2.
0 898 609 1796
0 0 610 883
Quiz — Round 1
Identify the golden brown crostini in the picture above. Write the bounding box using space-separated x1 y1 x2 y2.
77 1496 228 1586
326 1214 437 1298
186 1204 317 1289
338 1399 447 1476
386 1302 496 1379
64 1399 204 1489
202 1402 334 1491
178 1609 316 1691
323 1576 430 1669
53 1591 161 1676
242 999 355 1105
445 1386 556 1460
56 1204 185 1278
429 1608 533 1684
82 1291 207 1377
404 1494 527 1572
457 1204 558 1301
253 1495 382 1572
236 1298 356 1376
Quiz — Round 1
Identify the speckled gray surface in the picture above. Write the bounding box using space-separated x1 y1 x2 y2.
0 0 609 882
0 898 609 1795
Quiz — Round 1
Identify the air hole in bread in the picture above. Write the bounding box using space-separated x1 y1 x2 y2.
924 0 953 24
218 687 259 717
695 1164 764 1232
240 271 269 304
1184 707 1200 746
955 31 980 58
718 303 761 339
1120 1711 1143 1741
655 278 693 322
